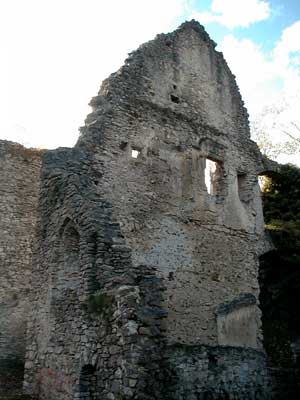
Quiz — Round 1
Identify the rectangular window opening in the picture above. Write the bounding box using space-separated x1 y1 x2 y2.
205 158 219 195
131 149 140 159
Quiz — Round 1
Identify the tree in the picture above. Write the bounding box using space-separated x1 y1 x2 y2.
251 95 300 162
259 164 300 368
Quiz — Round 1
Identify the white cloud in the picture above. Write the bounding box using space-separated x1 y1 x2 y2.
274 21 300 56
273 21 300 78
0 0 187 149
219 35 279 115
191 0 270 29
218 21 300 164
1 0 298 163
219 20 300 115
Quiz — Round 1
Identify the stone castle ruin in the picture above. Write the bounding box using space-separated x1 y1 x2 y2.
0 21 298 399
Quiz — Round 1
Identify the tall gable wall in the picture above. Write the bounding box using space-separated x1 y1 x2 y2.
79 20 267 346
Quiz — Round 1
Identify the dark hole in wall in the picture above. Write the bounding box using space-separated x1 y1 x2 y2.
78 364 96 399
208 353 218 367
170 94 180 104
168 272 174 281
119 141 128 150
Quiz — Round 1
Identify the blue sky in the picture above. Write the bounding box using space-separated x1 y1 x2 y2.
183 0 300 51
1 0 300 164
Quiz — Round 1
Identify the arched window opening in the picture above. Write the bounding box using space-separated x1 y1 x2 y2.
257 170 276 193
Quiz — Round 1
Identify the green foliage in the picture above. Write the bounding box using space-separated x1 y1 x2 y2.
263 320 294 368
262 164 300 258
260 164 300 367
85 291 114 317
263 164 300 223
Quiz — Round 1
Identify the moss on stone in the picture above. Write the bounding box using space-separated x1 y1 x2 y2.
85 291 115 317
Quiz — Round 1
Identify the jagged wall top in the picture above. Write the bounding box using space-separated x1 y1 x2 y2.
83 20 249 144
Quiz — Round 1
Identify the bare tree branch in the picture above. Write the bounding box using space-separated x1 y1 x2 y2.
291 121 300 133
282 130 300 144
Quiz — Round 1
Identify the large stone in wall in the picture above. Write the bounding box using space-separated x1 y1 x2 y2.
0 141 42 396
24 21 274 399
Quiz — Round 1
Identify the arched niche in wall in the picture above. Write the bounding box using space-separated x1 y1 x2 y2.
256 165 280 194
57 218 81 293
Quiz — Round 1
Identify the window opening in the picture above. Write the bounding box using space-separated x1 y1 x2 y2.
131 149 140 158
205 158 218 195
258 175 268 191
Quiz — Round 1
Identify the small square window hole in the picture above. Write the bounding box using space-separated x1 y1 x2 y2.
131 149 140 158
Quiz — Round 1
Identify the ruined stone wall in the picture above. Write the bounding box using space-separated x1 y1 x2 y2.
79 20 267 348
0 140 42 393
24 21 273 399
24 148 167 400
